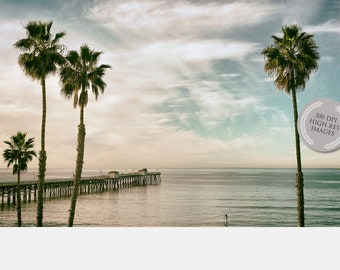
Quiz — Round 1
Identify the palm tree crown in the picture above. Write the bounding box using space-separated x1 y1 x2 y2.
13 20 66 80
3 131 37 175
262 24 319 94
60 44 111 110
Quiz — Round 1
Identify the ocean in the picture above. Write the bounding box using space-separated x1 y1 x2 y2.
0 168 340 227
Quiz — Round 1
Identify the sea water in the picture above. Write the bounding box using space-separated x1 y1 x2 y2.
0 168 339 227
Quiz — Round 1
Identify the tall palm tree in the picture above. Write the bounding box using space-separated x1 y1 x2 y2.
3 132 37 227
262 24 319 227
59 44 111 227
13 21 66 226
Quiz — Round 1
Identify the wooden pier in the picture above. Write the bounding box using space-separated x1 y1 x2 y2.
0 169 161 206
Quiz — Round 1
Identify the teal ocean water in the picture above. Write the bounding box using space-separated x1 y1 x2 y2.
0 168 339 227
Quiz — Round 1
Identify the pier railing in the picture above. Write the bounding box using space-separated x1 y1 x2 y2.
0 170 161 206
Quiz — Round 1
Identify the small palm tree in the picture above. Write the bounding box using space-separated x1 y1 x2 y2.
262 24 319 227
3 132 37 227
59 44 111 227
13 21 66 226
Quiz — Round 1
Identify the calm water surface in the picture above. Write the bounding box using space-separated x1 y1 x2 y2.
1 168 339 227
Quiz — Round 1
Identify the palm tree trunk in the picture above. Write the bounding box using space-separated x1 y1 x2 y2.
37 76 47 227
68 104 86 227
291 88 304 227
17 162 22 227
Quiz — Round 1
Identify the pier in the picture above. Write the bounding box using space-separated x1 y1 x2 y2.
0 169 161 206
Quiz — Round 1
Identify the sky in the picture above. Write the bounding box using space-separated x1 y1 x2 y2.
0 0 340 170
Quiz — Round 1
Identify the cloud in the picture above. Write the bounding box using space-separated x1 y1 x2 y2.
305 19 340 34
1 0 340 169
87 0 278 38
51 0 340 170
84 0 266 142
142 39 258 63
281 0 324 25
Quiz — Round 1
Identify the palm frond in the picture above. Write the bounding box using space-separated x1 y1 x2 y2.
53 31 66 43
13 164 18 175
73 90 79 108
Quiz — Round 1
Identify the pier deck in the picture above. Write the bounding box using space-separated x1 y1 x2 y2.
0 170 161 206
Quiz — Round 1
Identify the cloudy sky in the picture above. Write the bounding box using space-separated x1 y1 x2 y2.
1 0 340 170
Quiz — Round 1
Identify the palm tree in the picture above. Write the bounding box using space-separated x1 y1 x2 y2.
262 24 319 227
59 44 111 227
13 21 66 226
3 132 37 227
